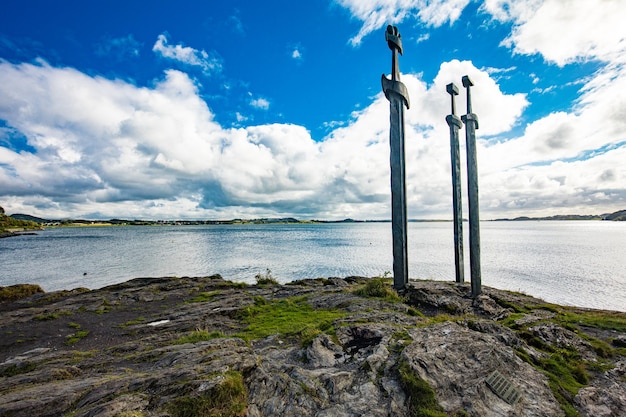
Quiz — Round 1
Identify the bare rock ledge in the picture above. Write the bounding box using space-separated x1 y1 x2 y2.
1 276 624 417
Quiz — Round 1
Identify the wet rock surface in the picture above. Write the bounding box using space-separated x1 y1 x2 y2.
0 276 624 416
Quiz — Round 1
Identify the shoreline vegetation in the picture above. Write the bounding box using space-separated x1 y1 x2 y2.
3 208 626 232
0 275 624 416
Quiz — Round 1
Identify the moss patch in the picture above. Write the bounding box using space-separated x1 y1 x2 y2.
167 370 247 417
0 362 37 377
495 302 626 416
236 296 346 343
353 278 402 302
398 360 447 417
173 330 226 345
65 330 90 346
0 284 44 302
188 291 221 303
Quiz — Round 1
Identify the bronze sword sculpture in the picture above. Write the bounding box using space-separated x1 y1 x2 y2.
461 75 482 296
381 25 410 290
446 83 465 284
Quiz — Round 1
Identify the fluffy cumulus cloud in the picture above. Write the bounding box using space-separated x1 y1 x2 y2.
0 58 537 220
153 33 222 73
336 0 471 46
483 0 626 65
2 0 626 220
328 0 626 218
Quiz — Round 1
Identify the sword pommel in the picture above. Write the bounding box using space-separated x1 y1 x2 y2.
385 25 403 55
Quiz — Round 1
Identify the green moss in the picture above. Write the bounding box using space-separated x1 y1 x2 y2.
353 278 402 302
173 330 226 344
498 312 526 329
65 330 89 346
167 370 247 417
499 303 619 416
390 330 413 353
236 296 346 343
34 310 72 321
407 307 424 317
517 329 555 352
579 334 615 358
220 281 247 289
556 309 626 333
490 294 529 313
0 362 37 377
0 284 44 302
35 312 60 321
188 291 221 303
419 314 463 327
398 360 447 417
122 317 146 327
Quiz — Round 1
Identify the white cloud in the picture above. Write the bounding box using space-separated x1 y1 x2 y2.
336 0 471 46
483 0 626 65
0 55 624 220
250 97 270 110
152 33 222 73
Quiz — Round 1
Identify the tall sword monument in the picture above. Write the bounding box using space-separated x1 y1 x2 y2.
461 75 482 296
381 25 410 290
446 83 465 284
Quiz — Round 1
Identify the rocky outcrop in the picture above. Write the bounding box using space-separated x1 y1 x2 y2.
0 276 624 416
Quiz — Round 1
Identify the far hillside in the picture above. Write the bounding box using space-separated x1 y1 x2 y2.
604 209 626 221
495 208 626 221
0 206 42 234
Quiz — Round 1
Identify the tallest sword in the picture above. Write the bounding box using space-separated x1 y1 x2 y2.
381 25 410 291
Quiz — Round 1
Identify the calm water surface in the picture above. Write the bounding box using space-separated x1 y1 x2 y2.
1 221 624 312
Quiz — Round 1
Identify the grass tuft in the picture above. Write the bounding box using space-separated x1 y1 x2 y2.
0 284 44 302
188 290 221 303
65 330 89 346
236 296 345 343
167 370 247 417
398 360 447 417
254 269 279 286
0 362 37 377
353 278 402 302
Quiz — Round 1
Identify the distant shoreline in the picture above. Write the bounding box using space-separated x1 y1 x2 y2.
7 208 626 226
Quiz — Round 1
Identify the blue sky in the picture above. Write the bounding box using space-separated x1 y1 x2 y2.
1 0 625 220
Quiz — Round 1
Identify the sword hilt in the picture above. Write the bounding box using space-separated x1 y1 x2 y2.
462 75 479 129
385 25 403 55
462 75 474 114
385 25 403 81
446 83 459 116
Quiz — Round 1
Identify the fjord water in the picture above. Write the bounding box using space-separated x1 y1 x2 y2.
1 221 625 312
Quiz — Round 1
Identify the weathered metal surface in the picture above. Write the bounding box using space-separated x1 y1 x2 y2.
381 25 410 290
486 370 522 405
446 82 464 284
461 75 482 296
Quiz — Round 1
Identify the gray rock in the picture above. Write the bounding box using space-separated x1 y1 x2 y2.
0 276 624 416
402 322 563 416
574 360 626 416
